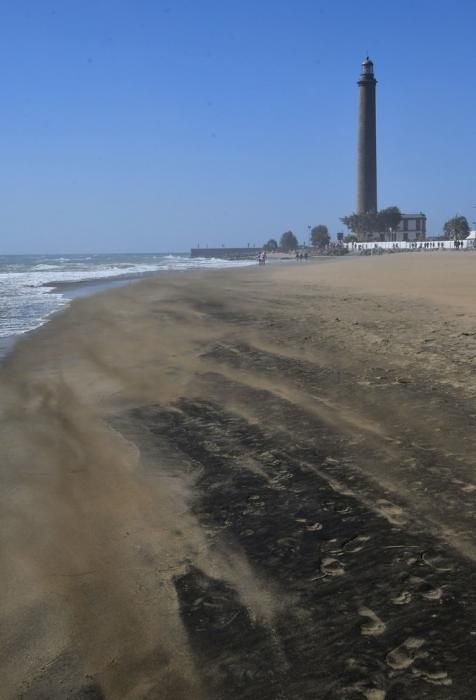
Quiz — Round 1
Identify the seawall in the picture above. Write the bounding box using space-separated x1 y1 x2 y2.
191 247 261 259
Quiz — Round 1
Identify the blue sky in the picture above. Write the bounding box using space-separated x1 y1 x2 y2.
0 0 475 253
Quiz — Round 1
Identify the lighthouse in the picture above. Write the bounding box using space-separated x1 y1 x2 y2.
356 57 377 213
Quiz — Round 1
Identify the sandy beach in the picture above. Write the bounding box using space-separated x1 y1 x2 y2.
1 251 475 699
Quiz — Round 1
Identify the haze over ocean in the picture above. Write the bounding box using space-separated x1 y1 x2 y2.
0 0 475 254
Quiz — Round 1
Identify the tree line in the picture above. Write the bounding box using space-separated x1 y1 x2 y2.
263 226 331 253
262 212 471 253
341 207 402 239
340 207 470 241
442 216 470 240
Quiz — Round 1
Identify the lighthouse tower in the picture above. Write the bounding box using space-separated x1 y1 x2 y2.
356 57 377 213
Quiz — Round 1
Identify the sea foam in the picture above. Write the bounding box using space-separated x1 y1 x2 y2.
0 253 253 339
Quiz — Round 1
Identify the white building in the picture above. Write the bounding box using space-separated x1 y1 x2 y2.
372 213 427 242
356 212 427 243
392 213 427 242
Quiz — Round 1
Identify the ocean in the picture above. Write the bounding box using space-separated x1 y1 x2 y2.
0 253 253 352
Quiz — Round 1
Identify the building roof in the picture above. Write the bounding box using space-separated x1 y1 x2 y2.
401 213 426 219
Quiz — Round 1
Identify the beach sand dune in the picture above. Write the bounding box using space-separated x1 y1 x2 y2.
1 252 475 698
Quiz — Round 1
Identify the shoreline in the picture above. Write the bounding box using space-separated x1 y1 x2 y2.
3 251 295 364
1 252 475 698
0 255 330 364
0 258 263 364
42 267 184 293
0 274 144 364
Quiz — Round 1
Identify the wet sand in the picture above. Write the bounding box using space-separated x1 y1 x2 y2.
1 251 475 699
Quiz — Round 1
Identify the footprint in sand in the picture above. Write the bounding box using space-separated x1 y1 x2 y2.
295 519 323 531
344 682 386 699
386 637 425 670
376 499 407 526
343 534 371 553
358 607 386 636
364 691 386 700
392 577 443 605
422 550 454 572
391 590 413 605
320 556 345 576
419 583 443 600
413 665 452 686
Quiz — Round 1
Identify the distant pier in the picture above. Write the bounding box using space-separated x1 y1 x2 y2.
190 247 261 260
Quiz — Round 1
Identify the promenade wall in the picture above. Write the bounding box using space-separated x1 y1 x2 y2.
344 239 476 252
